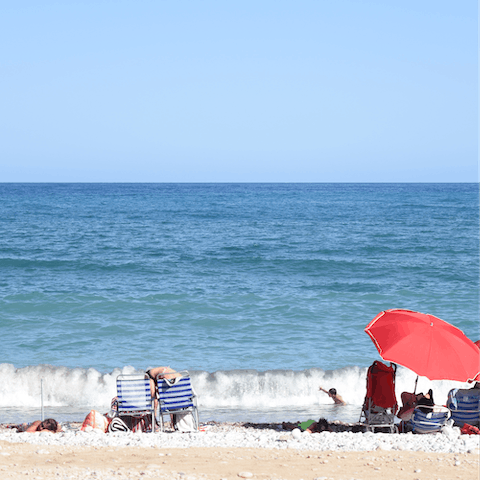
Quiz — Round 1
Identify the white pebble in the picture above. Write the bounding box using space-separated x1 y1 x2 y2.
291 428 302 439
0 423 476 454
238 472 253 478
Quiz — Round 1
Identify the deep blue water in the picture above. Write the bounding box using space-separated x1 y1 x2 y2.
0 183 478 422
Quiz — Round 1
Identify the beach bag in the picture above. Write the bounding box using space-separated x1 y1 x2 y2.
173 412 195 432
461 423 480 435
81 410 110 433
108 417 130 432
397 392 419 421
108 415 152 433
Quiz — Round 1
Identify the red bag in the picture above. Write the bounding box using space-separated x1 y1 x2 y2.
461 423 480 435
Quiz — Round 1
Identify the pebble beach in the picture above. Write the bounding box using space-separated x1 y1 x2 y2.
0 422 479 480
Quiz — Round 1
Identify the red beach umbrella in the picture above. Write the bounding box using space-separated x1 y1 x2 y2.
365 309 480 382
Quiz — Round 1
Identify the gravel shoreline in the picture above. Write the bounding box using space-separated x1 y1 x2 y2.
1 422 479 480
1 421 479 454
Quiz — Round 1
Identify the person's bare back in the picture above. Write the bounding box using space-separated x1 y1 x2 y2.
319 386 346 405
18 418 61 432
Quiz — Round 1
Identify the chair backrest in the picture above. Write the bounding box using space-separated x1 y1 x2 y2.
447 388 480 426
157 373 195 413
116 374 152 413
411 406 450 434
364 361 397 412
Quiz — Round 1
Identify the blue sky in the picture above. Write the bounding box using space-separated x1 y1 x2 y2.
0 1 477 182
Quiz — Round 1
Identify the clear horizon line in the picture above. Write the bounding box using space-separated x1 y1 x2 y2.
0 181 478 185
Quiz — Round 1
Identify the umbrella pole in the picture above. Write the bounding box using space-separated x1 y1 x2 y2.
413 376 418 394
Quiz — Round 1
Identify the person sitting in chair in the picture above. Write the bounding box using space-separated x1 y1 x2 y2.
319 386 346 405
146 366 183 428
417 389 435 413
146 366 181 398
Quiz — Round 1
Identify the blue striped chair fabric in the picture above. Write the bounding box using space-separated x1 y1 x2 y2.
156 372 198 431
410 406 450 434
447 388 480 427
116 374 154 415
158 377 195 412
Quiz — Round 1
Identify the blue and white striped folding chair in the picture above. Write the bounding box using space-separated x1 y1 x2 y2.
156 371 198 432
447 388 480 427
116 373 155 433
410 405 450 434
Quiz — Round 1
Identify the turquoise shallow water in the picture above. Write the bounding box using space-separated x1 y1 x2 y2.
0 183 478 423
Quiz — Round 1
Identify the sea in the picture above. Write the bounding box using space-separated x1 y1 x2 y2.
0 183 478 425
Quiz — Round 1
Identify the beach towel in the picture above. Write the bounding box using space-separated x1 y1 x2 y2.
298 420 316 431
128 415 152 432
174 412 196 432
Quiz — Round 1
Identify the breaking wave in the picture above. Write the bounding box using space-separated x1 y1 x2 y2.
0 363 471 411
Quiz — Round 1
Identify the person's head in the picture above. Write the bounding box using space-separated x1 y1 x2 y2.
312 418 330 432
38 419 58 432
328 388 337 396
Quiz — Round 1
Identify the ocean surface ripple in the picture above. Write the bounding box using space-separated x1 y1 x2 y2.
0 183 478 422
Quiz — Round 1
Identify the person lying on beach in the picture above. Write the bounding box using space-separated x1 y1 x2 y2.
304 418 332 433
16 418 61 433
397 389 436 432
319 386 346 405
282 418 357 433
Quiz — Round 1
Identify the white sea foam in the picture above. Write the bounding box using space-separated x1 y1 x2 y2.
1 363 471 414
1 362 474 428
